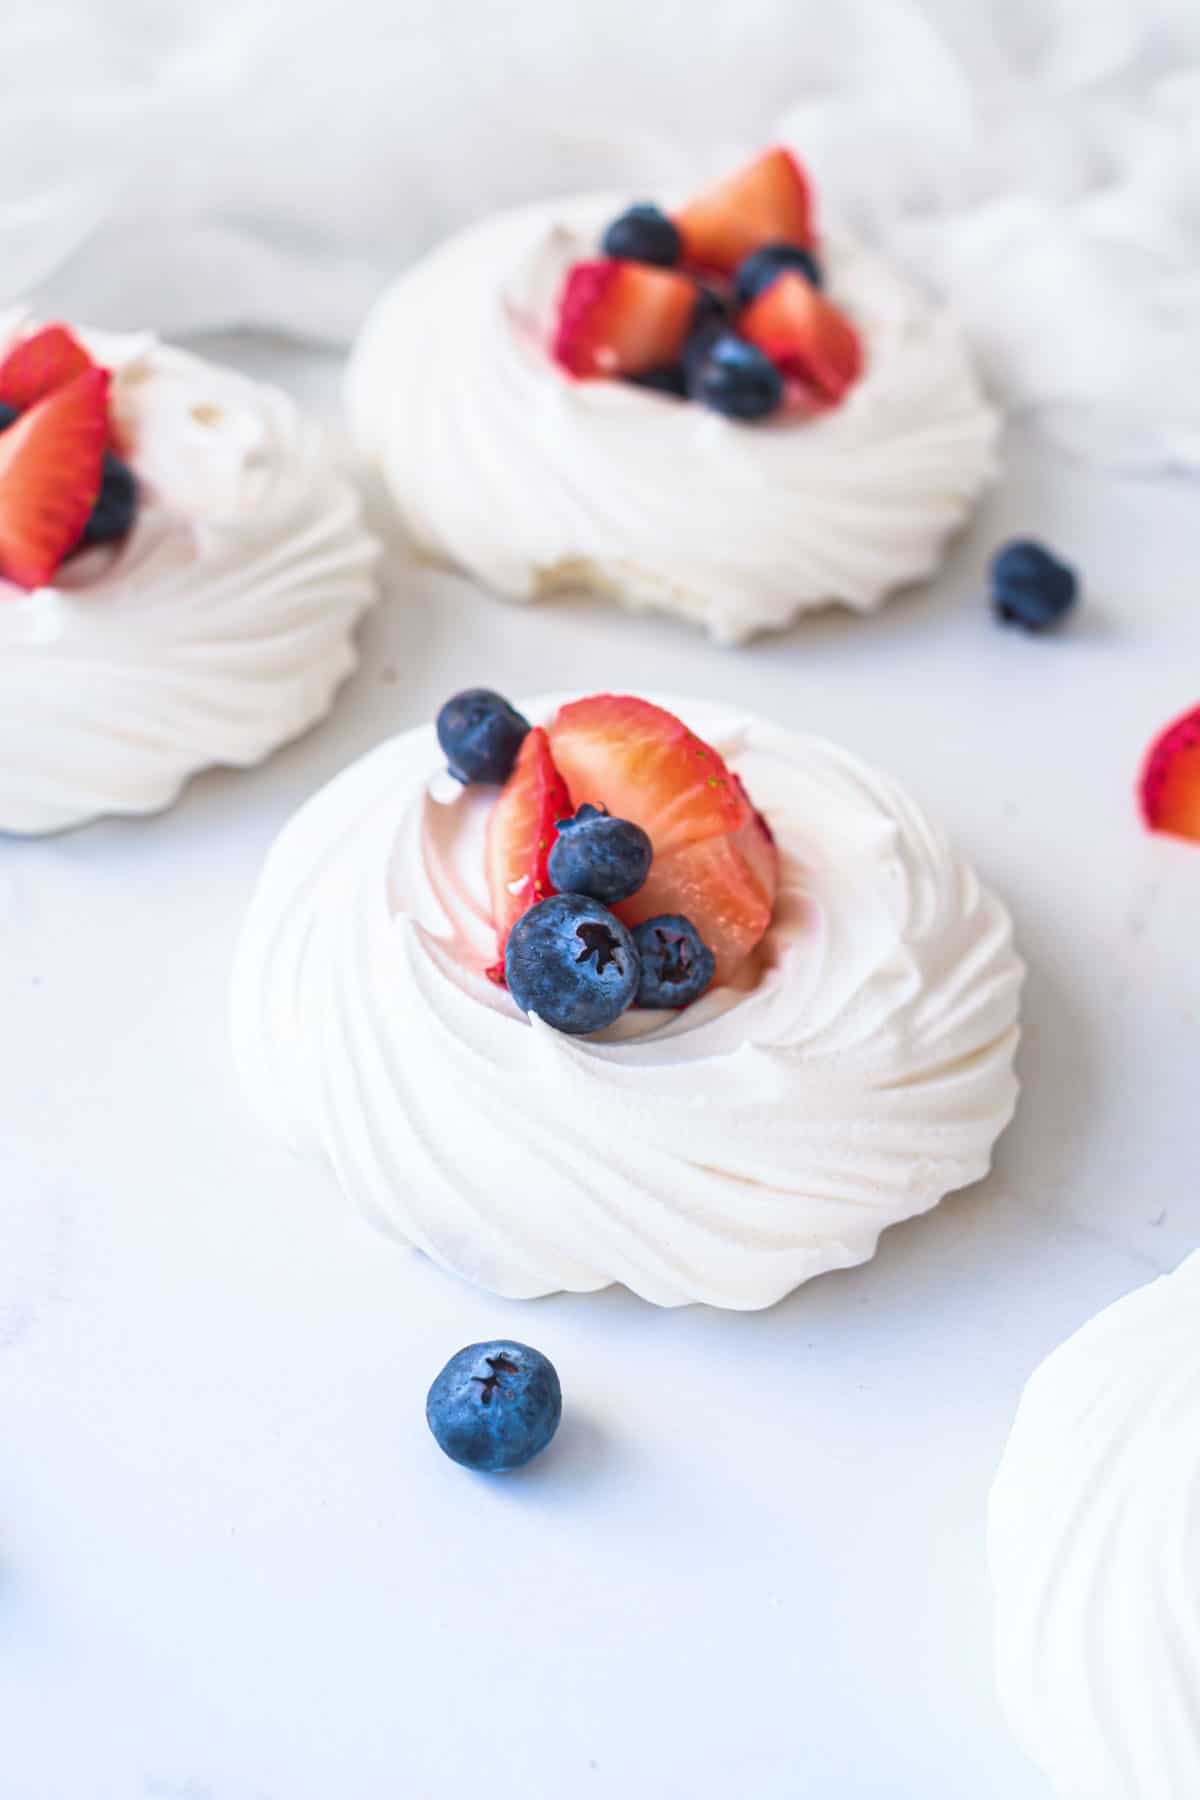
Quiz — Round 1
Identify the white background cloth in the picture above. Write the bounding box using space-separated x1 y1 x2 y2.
4 0 1199 469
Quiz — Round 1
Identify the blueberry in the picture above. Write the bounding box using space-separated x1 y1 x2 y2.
436 689 530 784
601 203 681 268
548 803 652 905
78 452 138 548
0 402 18 431
689 331 783 421
733 242 823 307
426 1340 562 1473
990 539 1078 632
629 365 687 398
633 915 716 1008
506 893 640 1035
690 284 731 336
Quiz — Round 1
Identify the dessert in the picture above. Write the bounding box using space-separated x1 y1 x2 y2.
348 147 997 644
231 689 1023 1308
989 1255 1200 1798
0 312 379 836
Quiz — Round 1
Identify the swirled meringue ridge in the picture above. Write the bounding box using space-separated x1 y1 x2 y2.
0 311 379 835
347 199 998 644
989 1253 1200 1800
231 697 1022 1308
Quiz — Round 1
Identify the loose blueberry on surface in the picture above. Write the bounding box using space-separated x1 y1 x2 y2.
990 539 1079 632
689 331 783 420
505 893 640 1035
628 364 688 398
426 1340 562 1473
633 914 716 1008
601 203 682 268
733 242 823 307
78 452 138 548
437 688 531 784
548 803 653 905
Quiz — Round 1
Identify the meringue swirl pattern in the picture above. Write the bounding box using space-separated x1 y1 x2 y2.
0 314 379 835
231 698 1022 1308
347 200 998 645
989 1254 1200 1800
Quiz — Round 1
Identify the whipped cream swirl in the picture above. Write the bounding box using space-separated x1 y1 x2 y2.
231 697 1022 1308
0 312 379 835
347 199 998 645
989 1253 1200 1800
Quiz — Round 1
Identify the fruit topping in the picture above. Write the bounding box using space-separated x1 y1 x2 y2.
505 893 640 1035
80 453 138 549
426 1341 562 1473
547 803 653 905
485 725 571 974
628 364 688 398
437 688 531 785
633 915 716 1009
547 695 778 985
734 242 823 307
553 259 699 379
600 203 681 268
675 147 814 277
0 324 95 415
990 539 1078 632
1139 706 1200 845
0 368 109 590
738 273 863 404
688 331 783 420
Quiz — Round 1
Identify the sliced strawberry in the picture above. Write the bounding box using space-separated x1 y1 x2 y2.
553 260 698 378
675 147 814 277
486 726 573 978
1139 705 1200 845
0 368 109 590
739 273 863 404
0 325 96 414
547 696 778 985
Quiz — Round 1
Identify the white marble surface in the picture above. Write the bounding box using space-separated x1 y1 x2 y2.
3 336 1197 1800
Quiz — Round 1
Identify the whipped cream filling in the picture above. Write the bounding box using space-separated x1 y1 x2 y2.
347 198 998 644
989 1253 1200 1800
0 310 379 835
231 696 1022 1308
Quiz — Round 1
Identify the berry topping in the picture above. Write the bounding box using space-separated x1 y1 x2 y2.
547 803 653 905
738 273 863 404
546 696 778 985
633 915 716 1008
629 364 688 398
80 453 138 549
505 893 640 1035
675 146 814 277
426 1340 562 1473
734 242 823 307
601 203 682 268
0 368 109 590
1139 706 1200 846
437 688 531 785
689 331 783 420
0 324 95 414
553 259 698 379
485 725 571 974
990 539 1079 632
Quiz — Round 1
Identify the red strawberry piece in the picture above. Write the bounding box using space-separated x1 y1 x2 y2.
0 324 96 414
1139 705 1200 845
485 726 573 979
547 696 779 986
553 260 699 378
739 272 863 404
0 368 109 590
675 147 815 277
